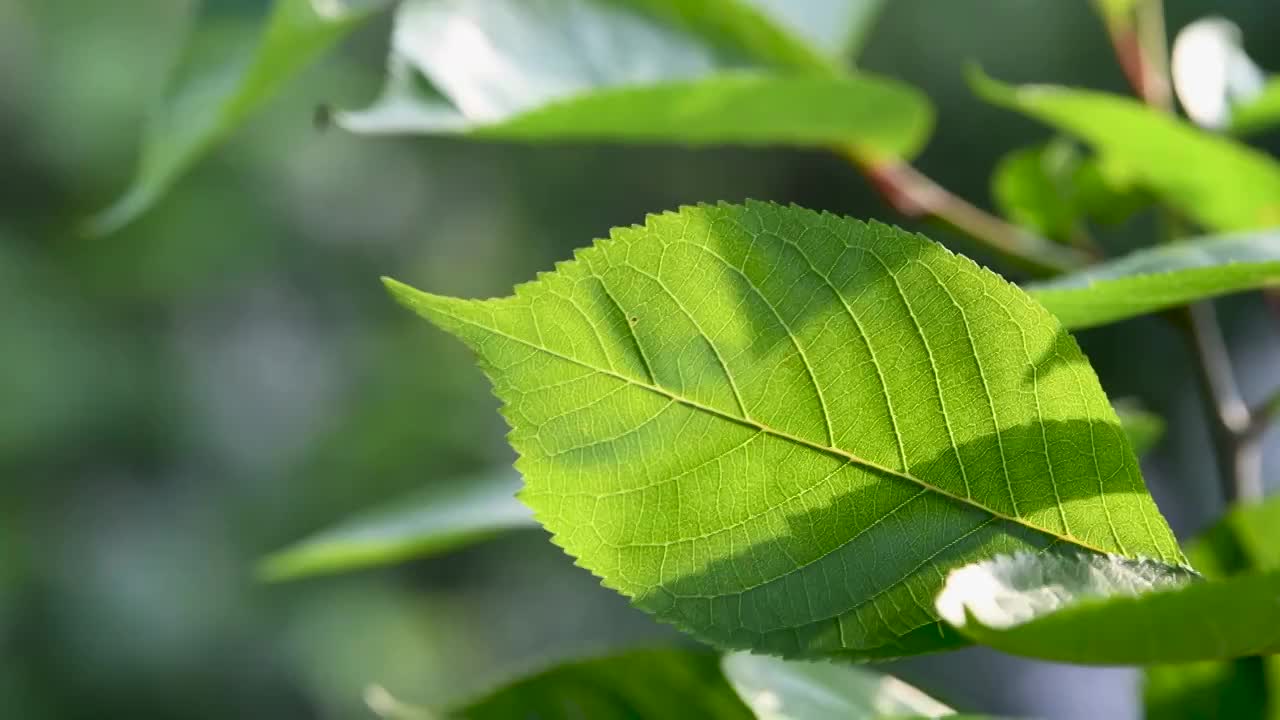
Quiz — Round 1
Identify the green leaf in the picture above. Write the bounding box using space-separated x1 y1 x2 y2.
388 200 1183 660
339 0 931 160
1231 77 1280 135
85 0 382 237
935 550 1280 665
1114 403 1164 456
258 470 533 581
443 649 753 719
971 69 1280 232
1143 496 1280 719
1027 231 1280 329
722 652 955 719
991 141 1149 242
991 142 1083 243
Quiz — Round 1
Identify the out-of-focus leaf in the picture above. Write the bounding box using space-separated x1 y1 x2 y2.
259 471 534 581
1027 231 1280 329
1114 403 1164 456
992 141 1149 242
85 0 383 236
1232 78 1280 135
389 200 1183 660
444 649 753 719
740 0 886 58
935 550 1280 665
971 68 1280 232
991 142 1081 242
339 0 932 161
1143 496 1280 719
721 652 955 719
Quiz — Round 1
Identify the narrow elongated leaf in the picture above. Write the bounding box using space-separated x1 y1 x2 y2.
1232 77 1280 135
339 0 931 160
935 550 1280 665
258 471 533 581
85 0 382 236
1027 232 1280 329
445 649 753 719
389 201 1183 660
1143 497 1280 720
722 652 954 719
972 69 1280 232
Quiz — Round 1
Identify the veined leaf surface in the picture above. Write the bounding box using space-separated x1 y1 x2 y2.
1028 231 1280 329
388 201 1182 659
972 70 1280 232
937 550 1280 665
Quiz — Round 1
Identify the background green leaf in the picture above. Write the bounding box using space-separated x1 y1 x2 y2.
1144 496 1280 720
338 0 931 159
1027 231 1280 329
445 649 753 719
972 69 1280 232
259 470 533 581
935 550 1280 665
85 0 381 236
389 201 1182 660
739 0 886 59
1114 403 1165 456
722 652 955 719
1231 77 1280 135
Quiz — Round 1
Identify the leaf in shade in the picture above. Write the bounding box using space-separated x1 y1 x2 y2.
1143 495 1280 720
722 652 955 719
1113 403 1164 457
84 0 385 236
444 649 754 720
1027 231 1280 330
935 550 1280 665
971 68 1280 232
258 471 533 581
337 0 931 161
388 200 1182 660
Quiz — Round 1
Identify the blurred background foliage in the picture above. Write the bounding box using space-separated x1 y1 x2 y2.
1 1 1278 718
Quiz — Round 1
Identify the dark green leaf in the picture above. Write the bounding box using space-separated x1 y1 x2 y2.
85 0 382 236
446 649 753 720
935 550 1280 665
339 0 931 160
1114 403 1164 456
258 471 533 581
1143 495 1280 720
1027 231 1280 329
722 652 954 719
389 201 1182 660
971 68 1280 232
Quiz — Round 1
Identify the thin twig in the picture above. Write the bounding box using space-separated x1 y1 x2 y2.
1246 388 1280 441
1116 0 1266 503
1181 303 1263 503
851 155 1090 277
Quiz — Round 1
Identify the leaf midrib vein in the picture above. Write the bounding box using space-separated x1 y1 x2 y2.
433 303 1110 556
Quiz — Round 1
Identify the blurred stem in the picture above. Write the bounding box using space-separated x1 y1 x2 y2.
849 154 1089 277
1181 303 1264 504
1121 0 1266 503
